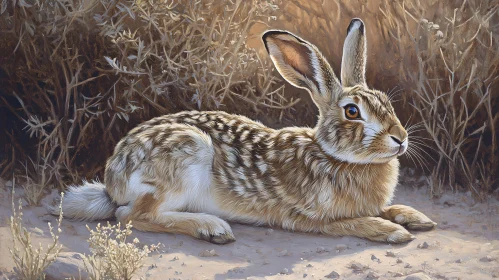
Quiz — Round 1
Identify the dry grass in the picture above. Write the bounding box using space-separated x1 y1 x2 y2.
0 0 288 204
8 183 157 279
378 0 499 199
9 185 64 280
83 222 161 280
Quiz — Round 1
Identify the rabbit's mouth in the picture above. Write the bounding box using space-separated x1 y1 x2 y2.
382 145 407 158
398 144 408 155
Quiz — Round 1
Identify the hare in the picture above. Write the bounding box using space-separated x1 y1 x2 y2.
50 18 436 244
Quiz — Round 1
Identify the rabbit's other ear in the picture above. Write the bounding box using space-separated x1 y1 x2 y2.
262 30 341 107
341 18 367 87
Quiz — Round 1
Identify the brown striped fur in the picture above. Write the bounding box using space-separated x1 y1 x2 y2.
51 18 436 244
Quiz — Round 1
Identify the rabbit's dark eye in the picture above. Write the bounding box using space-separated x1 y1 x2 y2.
344 104 361 120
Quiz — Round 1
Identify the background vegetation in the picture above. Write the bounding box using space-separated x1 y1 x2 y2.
1 0 498 204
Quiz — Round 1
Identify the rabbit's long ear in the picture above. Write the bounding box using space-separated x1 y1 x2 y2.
341 18 367 87
262 30 341 107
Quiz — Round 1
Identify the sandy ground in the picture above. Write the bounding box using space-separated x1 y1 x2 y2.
0 174 498 280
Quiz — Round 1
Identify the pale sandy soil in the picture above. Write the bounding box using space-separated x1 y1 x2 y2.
0 173 498 280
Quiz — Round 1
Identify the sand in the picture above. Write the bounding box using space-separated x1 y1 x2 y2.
0 174 498 280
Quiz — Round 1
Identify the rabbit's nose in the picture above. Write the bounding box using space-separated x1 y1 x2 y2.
389 124 407 144
390 136 403 145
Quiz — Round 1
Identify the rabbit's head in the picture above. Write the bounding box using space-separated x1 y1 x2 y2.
263 19 407 164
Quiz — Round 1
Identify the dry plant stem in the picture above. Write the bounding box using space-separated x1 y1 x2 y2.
0 0 289 195
379 0 499 199
9 182 64 280
83 221 160 280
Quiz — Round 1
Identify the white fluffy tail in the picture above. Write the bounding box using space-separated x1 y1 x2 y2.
48 180 117 221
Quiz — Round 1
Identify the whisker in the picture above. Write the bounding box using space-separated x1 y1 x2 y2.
407 149 427 173
407 128 427 134
409 143 437 162
404 149 419 171
406 149 424 172
408 136 434 141
387 86 404 101
404 115 414 128
409 148 429 170
407 147 431 172
407 129 426 135
406 123 425 131
409 140 439 153
406 124 424 131
406 121 425 128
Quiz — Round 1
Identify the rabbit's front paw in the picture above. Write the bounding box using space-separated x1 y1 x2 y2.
382 205 437 231
367 218 415 244
198 231 236 244
196 217 236 245
385 225 416 244
339 217 415 244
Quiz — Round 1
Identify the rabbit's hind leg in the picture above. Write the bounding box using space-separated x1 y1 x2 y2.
112 124 236 244
129 212 235 244
116 193 235 244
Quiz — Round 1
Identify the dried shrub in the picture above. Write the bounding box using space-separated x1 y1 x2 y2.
83 221 160 280
0 0 288 203
9 187 64 280
378 0 499 199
